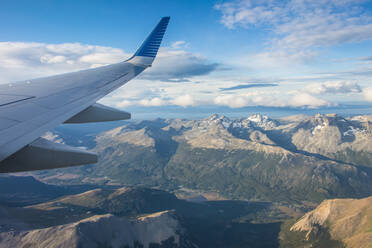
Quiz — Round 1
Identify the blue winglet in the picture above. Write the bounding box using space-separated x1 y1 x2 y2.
134 17 170 58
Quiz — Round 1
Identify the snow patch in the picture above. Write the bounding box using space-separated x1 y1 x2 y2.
343 126 365 136
312 125 325 135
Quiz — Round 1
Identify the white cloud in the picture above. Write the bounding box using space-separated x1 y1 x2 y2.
139 97 166 107
215 1 284 29
115 100 132 108
214 95 251 108
40 54 67 64
42 131 64 144
214 91 330 109
290 93 330 108
170 41 188 49
304 81 361 95
363 87 372 102
0 42 129 82
171 94 195 107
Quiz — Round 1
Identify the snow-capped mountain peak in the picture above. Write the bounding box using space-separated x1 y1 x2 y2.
202 114 277 131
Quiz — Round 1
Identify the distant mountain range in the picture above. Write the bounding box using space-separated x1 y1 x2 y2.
34 113 372 205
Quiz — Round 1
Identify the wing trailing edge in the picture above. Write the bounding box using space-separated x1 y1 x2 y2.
65 103 131 123
0 138 97 173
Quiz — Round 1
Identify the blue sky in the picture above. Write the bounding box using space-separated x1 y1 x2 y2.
1 0 372 118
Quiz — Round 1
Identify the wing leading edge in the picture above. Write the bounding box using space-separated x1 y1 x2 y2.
0 17 170 173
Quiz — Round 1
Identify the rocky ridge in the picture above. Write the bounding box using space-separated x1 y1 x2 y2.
0 210 183 248
289 196 372 248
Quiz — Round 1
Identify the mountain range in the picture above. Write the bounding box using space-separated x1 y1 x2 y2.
35 113 372 205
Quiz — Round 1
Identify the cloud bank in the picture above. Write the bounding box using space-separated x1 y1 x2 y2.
290 93 330 108
213 91 330 109
304 81 362 95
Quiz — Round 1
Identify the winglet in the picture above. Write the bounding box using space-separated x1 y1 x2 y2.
128 17 170 67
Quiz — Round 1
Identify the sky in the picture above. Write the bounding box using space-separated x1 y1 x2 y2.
1 0 372 119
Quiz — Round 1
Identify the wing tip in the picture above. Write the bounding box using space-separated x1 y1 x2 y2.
133 16 171 60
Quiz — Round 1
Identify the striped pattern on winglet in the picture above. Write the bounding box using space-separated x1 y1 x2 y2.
134 17 170 58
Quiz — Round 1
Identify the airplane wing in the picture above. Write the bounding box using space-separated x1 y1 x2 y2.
0 16 170 173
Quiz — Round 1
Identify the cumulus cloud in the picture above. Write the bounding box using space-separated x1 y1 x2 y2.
139 97 166 107
304 81 361 95
115 100 132 108
214 92 285 108
290 93 330 108
214 95 252 108
170 41 188 49
214 91 330 108
171 94 195 107
110 86 164 102
363 87 372 102
103 89 201 108
118 94 196 108
0 42 129 82
42 131 64 144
